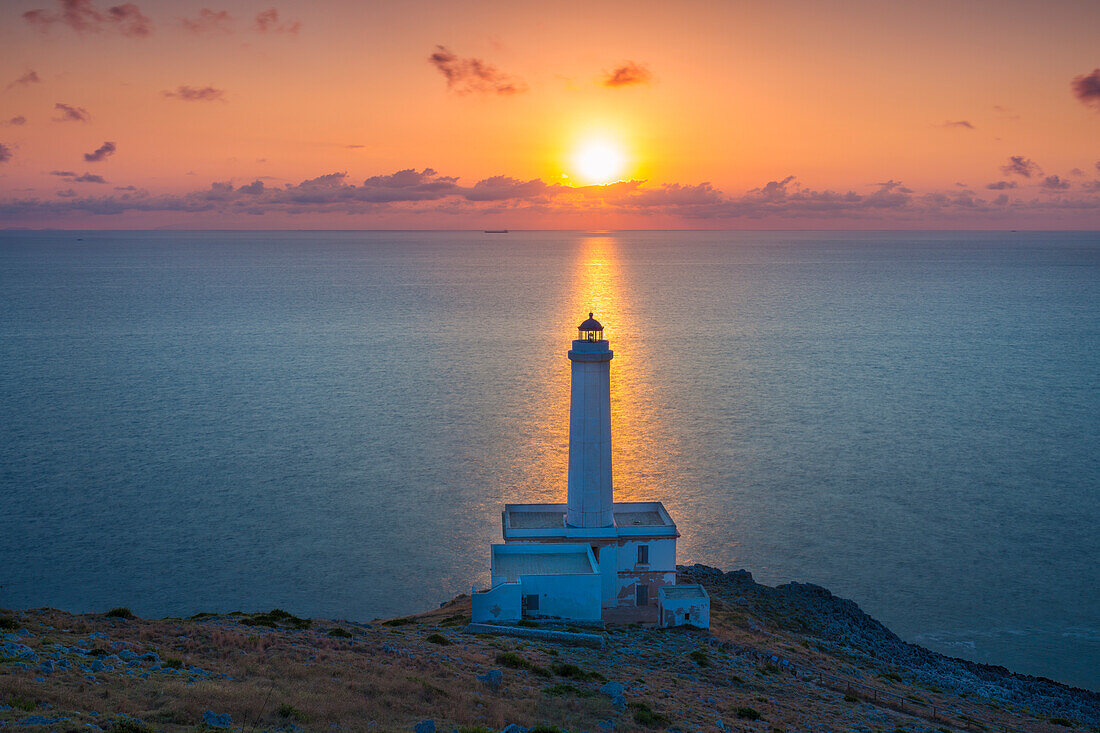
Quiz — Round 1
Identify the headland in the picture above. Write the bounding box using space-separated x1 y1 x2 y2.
2 564 1096 732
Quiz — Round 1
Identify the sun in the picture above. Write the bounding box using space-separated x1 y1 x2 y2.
571 138 626 185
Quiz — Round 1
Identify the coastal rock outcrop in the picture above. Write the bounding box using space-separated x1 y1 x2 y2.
678 563 1100 724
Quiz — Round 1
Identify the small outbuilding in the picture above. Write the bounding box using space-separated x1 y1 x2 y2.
472 543 602 624
658 584 710 629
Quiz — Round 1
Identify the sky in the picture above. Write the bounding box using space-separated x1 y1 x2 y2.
0 0 1098 229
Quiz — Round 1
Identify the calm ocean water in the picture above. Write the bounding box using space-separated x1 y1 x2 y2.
0 230 1097 689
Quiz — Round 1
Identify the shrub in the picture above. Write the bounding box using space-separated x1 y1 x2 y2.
381 617 415 627
0 616 18 630
629 702 670 728
426 633 450 645
529 727 564 733
240 609 311 629
189 612 216 620
328 627 352 638
517 619 538 627
689 650 710 667
877 671 903 682
735 706 761 720
7 697 34 712
843 693 859 703
457 727 494 733
276 704 309 722
552 662 605 682
1049 719 1076 728
544 683 592 697
495 652 551 677
162 657 184 669
105 607 134 619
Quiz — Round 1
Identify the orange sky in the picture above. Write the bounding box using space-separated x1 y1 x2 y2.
1 0 1098 228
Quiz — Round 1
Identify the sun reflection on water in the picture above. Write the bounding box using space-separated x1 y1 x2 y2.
523 234 671 505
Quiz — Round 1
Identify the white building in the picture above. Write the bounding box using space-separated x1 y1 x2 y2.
658 584 710 629
472 315 707 627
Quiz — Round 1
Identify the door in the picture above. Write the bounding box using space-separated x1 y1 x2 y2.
635 583 648 607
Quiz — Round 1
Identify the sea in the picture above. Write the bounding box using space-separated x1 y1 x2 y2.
0 230 1097 690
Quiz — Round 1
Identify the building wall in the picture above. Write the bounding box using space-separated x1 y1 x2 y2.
521 573 602 622
501 534 678 608
614 537 677 607
471 581 522 623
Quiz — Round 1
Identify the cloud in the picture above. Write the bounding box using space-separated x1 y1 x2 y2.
83 141 116 162
428 46 527 95
51 170 108 183
163 85 226 102
5 116 27 126
106 3 152 36
3 166 1099 226
985 181 1017 190
1040 175 1070 191
602 62 653 88
0 144 13 163
1000 155 1040 178
1070 68 1100 111
179 8 232 33
23 0 153 37
7 71 41 89
254 8 300 34
463 176 554 202
941 120 974 129
56 188 76 197
53 103 89 122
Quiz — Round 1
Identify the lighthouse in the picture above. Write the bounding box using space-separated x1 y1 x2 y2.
566 314 615 528
469 313 708 628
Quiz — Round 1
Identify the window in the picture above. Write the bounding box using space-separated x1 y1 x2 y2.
525 594 539 612
636 584 648 607
637 544 649 565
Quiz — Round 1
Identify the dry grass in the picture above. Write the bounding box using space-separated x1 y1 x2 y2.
0 598 1080 733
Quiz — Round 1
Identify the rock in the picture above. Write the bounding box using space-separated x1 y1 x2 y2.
203 711 233 728
477 669 503 691
598 681 624 698
597 720 614 732
499 725 527 733
414 721 435 733
610 695 626 712
16 715 69 726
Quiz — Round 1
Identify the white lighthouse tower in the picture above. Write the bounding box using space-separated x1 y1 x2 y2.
566 314 615 528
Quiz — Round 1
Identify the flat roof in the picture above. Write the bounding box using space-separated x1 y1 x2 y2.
491 545 596 581
503 502 677 535
659 585 709 600
614 510 664 527
508 510 565 529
